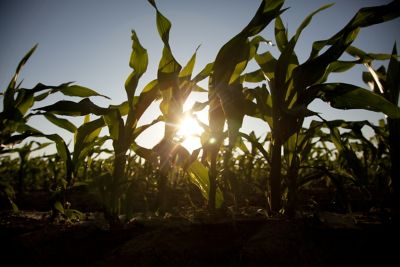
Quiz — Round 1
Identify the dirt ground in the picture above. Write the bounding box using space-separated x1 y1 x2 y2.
1 209 398 267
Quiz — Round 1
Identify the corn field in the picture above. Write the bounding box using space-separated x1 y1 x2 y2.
1 1 400 266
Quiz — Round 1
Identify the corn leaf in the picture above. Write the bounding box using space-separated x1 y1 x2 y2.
57 85 110 99
45 133 72 182
125 30 148 103
73 118 104 164
103 109 123 142
15 90 34 115
4 45 37 112
275 16 288 52
131 142 158 164
192 62 214 83
314 83 400 118
44 113 77 133
134 80 160 121
211 0 285 146
129 30 148 76
187 160 223 208
179 46 199 80
240 69 265 83
54 201 65 214
35 98 108 116
309 1 400 59
386 44 399 104
255 51 277 80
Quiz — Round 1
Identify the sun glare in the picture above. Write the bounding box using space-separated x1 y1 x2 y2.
176 114 204 151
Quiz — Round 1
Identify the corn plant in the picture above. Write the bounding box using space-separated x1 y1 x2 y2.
358 45 400 219
0 156 19 212
204 0 285 211
36 32 162 226
149 0 228 213
245 1 400 213
0 45 110 215
0 141 50 196
301 120 381 212
0 44 108 186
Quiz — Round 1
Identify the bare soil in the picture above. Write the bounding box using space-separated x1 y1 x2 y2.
1 209 398 267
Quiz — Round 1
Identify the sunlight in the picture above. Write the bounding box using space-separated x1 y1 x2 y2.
176 114 204 151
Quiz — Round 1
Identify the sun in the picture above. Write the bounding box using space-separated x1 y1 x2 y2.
175 114 204 151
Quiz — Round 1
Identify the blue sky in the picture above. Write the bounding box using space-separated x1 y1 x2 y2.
1 0 399 153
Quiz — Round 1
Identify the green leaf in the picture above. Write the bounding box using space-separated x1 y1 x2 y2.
274 3 333 95
125 31 149 103
73 118 104 165
298 1 400 92
191 101 209 112
328 61 357 73
249 35 274 59
191 84 207 93
210 0 285 147
272 4 332 103
54 201 65 214
58 85 110 99
240 0 286 37
44 134 69 162
294 28 360 91
314 83 400 118
7 44 38 91
4 45 38 112
179 46 199 80
236 135 249 154
35 98 108 116
186 160 223 208
346 46 393 63
129 30 148 76
134 79 160 121
103 109 123 142
158 46 182 88
386 43 399 104
44 133 72 182
294 3 334 43
153 3 172 44
275 16 288 52
255 51 277 80
15 90 34 115
309 1 400 59
192 62 214 83
131 142 158 164
240 69 265 83
44 113 77 133
109 101 129 116
149 0 181 88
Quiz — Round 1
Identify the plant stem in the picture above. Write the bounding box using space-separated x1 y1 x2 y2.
208 149 217 212
269 136 282 213
388 118 400 220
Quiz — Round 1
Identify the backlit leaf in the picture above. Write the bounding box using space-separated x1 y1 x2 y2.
129 30 148 76
58 85 110 99
44 113 77 133
179 46 199 80
314 83 400 118
187 160 223 208
35 98 108 116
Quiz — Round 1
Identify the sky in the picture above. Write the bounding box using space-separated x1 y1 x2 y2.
0 0 399 155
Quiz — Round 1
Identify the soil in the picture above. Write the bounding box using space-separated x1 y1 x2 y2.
1 209 398 267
